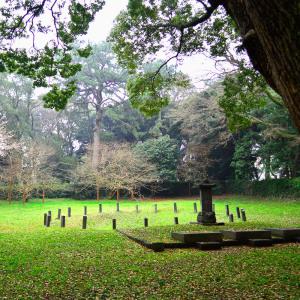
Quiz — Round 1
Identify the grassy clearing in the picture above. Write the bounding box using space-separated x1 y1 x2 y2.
0 196 299 299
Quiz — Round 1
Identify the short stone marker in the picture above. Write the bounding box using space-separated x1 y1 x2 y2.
43 213 47 226
57 208 61 219
193 202 197 213
222 230 271 241
173 202 178 213
174 217 179 225
225 204 229 216
229 213 234 222
99 203 102 213
48 211 52 217
68 207 71 217
136 205 139 213
144 218 148 227
112 219 116 230
154 204 158 213
82 215 87 229
116 202 120 212
236 207 241 218
61 216 66 228
84 206 87 215
46 214 51 227
266 228 300 239
172 231 223 244
241 209 247 221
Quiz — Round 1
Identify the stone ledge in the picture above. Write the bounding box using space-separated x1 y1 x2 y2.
265 228 300 239
248 239 273 247
196 242 222 250
222 230 271 241
172 231 223 244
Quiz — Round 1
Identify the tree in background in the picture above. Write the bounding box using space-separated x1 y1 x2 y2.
73 43 127 166
169 84 234 184
134 136 180 183
76 143 158 200
0 0 105 108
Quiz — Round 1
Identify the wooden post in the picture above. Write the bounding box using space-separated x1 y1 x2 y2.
174 217 179 225
82 215 87 229
116 202 120 212
43 213 47 226
68 207 71 217
144 218 148 227
236 207 241 218
229 213 234 222
136 205 139 213
57 208 61 219
61 216 66 227
225 204 230 216
241 209 247 221
193 202 197 213
173 202 178 213
154 204 158 213
112 219 116 230
84 206 87 215
99 203 102 213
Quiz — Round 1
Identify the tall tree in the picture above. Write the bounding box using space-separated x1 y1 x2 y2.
74 43 127 166
110 0 300 131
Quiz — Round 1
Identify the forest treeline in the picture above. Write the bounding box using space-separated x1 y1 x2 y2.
0 43 299 201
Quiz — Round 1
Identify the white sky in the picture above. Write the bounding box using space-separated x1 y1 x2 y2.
85 0 226 88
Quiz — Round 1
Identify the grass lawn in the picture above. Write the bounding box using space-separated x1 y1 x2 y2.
0 196 299 299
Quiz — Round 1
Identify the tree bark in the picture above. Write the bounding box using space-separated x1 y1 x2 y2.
92 104 102 168
222 0 300 131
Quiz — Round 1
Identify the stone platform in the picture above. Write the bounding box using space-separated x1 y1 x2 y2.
266 228 300 239
171 231 223 244
222 230 271 241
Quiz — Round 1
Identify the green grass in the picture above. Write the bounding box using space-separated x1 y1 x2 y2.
0 196 299 299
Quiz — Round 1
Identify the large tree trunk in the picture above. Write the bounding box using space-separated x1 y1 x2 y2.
222 0 300 131
92 104 102 168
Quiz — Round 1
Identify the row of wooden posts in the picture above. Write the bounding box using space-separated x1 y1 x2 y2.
43 203 247 229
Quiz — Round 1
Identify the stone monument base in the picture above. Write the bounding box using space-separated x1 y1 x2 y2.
190 211 225 226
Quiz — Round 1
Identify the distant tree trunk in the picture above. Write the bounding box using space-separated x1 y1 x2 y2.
42 189 45 203
116 189 120 201
7 177 13 204
92 104 102 168
265 155 271 180
223 0 300 131
130 190 134 200
96 184 100 201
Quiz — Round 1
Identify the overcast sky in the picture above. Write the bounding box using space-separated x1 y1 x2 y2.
85 0 225 88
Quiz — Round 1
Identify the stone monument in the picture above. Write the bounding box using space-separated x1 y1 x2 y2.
191 179 224 225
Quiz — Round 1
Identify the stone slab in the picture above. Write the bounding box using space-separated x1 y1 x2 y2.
190 222 225 226
248 239 273 247
222 240 244 246
222 230 271 241
266 228 300 239
171 231 223 244
196 242 222 250
271 237 289 244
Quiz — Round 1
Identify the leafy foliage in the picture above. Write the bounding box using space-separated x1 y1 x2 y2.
0 0 105 108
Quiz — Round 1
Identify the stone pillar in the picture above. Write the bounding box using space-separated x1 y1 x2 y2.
197 180 217 224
